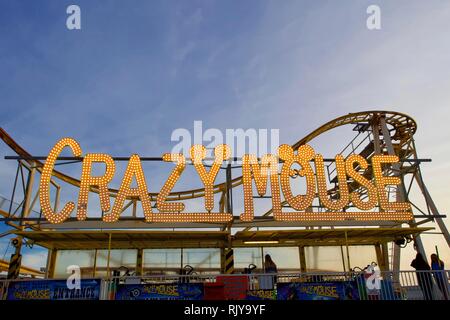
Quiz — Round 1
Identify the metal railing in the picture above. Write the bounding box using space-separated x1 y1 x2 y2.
1 270 449 300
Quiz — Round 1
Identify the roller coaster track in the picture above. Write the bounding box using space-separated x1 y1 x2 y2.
0 110 416 203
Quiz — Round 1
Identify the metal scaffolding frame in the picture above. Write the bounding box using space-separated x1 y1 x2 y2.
0 110 448 278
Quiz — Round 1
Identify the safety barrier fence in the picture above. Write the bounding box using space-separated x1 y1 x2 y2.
1 270 449 300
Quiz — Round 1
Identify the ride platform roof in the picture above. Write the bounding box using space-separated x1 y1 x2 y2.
13 227 431 250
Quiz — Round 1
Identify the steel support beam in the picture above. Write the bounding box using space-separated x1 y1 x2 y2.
136 248 144 276
414 172 450 247
46 249 57 279
8 161 37 279
379 117 426 273
299 246 307 273
372 117 402 273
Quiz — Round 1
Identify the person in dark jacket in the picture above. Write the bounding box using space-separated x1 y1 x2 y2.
264 254 278 273
411 247 433 300
431 254 448 300
262 254 278 290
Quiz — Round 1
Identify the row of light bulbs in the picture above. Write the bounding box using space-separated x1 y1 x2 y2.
39 139 412 224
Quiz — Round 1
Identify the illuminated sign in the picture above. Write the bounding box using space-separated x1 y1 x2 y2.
39 138 413 224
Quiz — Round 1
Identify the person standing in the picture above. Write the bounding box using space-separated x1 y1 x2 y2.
411 246 434 300
260 254 278 290
431 254 448 300
264 254 278 274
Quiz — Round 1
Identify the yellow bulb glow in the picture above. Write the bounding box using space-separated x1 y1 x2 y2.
372 155 412 215
39 138 82 224
103 154 153 223
77 153 115 220
38 138 414 224
277 144 316 220
153 212 233 223
154 146 233 223
240 154 281 221
190 144 230 212
315 154 349 211
345 154 377 210
274 211 412 221
156 153 186 213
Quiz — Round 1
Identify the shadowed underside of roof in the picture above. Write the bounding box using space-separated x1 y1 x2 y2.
14 227 431 250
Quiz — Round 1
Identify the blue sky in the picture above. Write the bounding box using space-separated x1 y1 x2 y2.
1 0 450 271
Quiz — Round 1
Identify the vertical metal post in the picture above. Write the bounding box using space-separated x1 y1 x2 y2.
371 118 382 154
8 161 36 279
375 243 388 272
27 191 39 219
7 237 23 280
379 117 426 259
340 246 347 272
46 249 57 279
220 247 226 273
136 248 143 276
93 249 98 278
106 233 112 279
45 249 52 279
299 246 306 273
344 231 351 271
382 243 390 271
225 163 233 215
54 186 61 213
180 247 184 270
376 117 401 274
219 191 226 213
261 247 265 271
371 118 400 273
132 200 137 218
224 163 234 274
20 161 36 222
